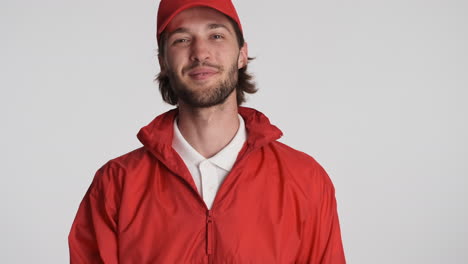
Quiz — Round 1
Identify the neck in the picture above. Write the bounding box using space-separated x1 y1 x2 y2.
176 93 240 158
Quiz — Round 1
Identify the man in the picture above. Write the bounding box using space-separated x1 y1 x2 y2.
69 0 346 263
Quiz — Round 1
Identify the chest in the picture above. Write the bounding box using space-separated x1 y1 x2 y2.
115 158 311 263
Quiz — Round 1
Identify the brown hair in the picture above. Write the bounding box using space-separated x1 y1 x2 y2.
155 17 257 105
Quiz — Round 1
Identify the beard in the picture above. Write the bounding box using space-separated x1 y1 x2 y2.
167 61 239 108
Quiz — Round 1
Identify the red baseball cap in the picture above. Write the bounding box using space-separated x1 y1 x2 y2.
156 0 243 42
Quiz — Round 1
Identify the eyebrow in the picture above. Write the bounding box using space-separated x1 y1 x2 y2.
207 23 231 33
167 23 232 39
167 27 190 39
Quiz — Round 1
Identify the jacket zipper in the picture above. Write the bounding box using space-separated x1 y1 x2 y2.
204 147 254 264
206 210 214 263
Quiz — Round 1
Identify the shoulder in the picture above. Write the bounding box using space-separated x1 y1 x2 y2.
268 141 325 173
108 147 154 170
89 147 155 195
269 141 318 164
265 141 335 191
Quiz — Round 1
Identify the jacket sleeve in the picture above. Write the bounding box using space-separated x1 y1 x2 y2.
295 167 346 264
68 162 123 264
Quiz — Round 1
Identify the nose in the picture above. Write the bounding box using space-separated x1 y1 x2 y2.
189 38 210 63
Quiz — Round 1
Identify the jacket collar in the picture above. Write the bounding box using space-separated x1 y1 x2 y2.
136 107 283 179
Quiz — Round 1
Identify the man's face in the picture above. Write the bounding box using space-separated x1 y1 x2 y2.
159 7 248 108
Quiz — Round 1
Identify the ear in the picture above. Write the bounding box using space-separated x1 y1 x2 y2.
237 42 248 69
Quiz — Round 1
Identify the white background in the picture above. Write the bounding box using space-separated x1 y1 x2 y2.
1 0 467 263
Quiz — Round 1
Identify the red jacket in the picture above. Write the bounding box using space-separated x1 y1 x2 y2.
69 107 346 263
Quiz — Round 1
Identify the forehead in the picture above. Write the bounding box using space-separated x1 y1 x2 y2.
165 7 233 32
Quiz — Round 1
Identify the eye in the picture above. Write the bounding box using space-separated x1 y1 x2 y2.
211 34 224 40
172 38 190 45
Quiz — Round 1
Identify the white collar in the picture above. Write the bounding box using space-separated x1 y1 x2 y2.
172 115 247 171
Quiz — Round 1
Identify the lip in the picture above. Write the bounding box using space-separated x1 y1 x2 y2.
187 67 219 81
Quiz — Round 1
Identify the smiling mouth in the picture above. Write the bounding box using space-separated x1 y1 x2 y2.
187 68 219 81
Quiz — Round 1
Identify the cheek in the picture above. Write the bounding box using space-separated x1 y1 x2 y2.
166 57 184 73
216 46 240 65
165 49 188 70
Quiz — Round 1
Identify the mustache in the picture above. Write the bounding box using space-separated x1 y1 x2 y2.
182 62 223 73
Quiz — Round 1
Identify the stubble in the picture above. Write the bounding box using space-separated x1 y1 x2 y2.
168 61 239 108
